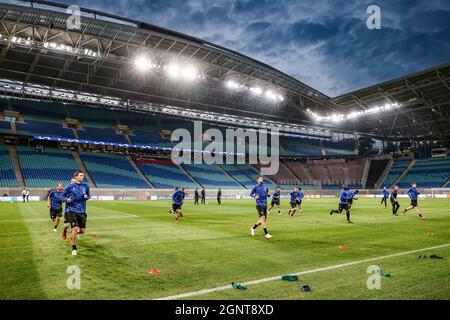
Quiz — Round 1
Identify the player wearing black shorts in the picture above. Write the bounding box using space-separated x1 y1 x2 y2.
250 176 272 239
61 171 90 256
172 187 186 220
401 183 424 219
268 186 282 215
47 183 64 232
330 185 353 223
390 186 400 216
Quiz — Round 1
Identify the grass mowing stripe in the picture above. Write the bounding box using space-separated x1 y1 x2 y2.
156 243 450 300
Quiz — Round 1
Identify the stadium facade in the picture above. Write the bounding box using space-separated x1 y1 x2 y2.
0 0 449 200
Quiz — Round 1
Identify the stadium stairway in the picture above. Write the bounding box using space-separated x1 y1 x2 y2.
391 159 416 187
126 155 155 188
361 158 371 188
215 164 247 189
282 161 302 181
443 178 450 188
71 150 97 188
7 145 25 188
375 158 393 188
179 164 204 188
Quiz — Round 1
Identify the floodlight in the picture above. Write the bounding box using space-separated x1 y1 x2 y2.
134 55 153 72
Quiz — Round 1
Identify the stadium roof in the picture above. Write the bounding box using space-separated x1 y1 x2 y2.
0 0 449 145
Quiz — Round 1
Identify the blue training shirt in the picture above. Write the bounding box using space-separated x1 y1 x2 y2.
48 189 63 210
339 188 351 205
271 191 280 202
297 191 304 200
172 189 186 205
289 191 298 203
407 187 419 200
383 189 389 197
250 183 270 206
61 182 90 214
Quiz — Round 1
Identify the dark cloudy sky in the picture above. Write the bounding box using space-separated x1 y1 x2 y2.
35 0 450 96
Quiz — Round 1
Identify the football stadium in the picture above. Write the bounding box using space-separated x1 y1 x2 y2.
0 0 449 304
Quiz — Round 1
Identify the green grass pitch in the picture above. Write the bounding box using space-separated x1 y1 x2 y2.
0 198 449 300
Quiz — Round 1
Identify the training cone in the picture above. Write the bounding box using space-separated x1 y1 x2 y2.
149 268 160 275
427 231 433 236
339 245 348 249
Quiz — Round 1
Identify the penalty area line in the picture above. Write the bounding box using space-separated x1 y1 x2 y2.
156 243 450 300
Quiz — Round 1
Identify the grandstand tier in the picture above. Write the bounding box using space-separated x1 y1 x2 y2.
16 146 80 188
0 145 18 188
79 152 149 189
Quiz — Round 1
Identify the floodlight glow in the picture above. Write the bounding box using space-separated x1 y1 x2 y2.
134 55 153 72
181 65 198 80
166 63 181 78
250 87 262 95
265 90 277 100
226 80 239 89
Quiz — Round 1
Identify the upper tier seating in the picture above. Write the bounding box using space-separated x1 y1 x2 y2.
16 146 80 188
0 120 11 134
280 136 322 156
78 123 128 144
136 159 199 189
79 152 149 189
16 117 74 138
0 144 18 187
323 139 356 156
397 157 450 188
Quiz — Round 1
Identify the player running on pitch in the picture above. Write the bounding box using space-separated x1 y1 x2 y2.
390 185 400 216
288 187 303 217
401 183 425 219
347 189 359 209
268 186 282 215
61 171 90 256
47 183 64 232
250 176 272 239
172 186 186 221
330 184 353 223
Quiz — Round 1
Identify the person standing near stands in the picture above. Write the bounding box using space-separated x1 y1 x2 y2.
217 188 222 205
201 189 206 204
381 187 389 208
390 186 400 216
21 188 26 203
194 188 199 205
26 189 30 202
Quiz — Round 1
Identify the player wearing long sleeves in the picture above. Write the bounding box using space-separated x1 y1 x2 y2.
61 171 90 256
172 187 187 221
330 185 353 223
381 187 389 208
288 187 304 218
250 176 272 239
390 186 400 216
401 183 424 219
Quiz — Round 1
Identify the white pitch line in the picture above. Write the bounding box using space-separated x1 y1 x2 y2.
156 243 450 300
